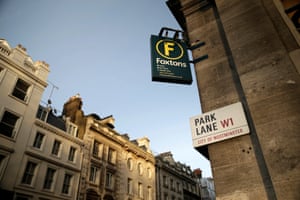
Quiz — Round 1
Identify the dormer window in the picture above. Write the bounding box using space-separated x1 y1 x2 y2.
38 107 49 121
66 121 78 137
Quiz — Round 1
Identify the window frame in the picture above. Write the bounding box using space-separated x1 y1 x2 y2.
37 107 49 121
0 109 21 138
105 171 114 189
61 173 73 195
66 121 78 137
107 148 116 164
274 0 300 45
138 182 143 198
138 162 143 175
21 161 38 186
92 140 103 158
0 152 9 181
0 66 6 84
43 167 56 190
33 132 45 149
68 146 76 162
127 158 133 171
170 178 174 191
147 167 152 178
51 139 61 156
11 78 32 103
176 181 181 193
147 186 152 200
89 165 100 184
127 178 133 195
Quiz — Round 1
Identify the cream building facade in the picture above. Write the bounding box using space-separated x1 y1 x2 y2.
0 39 156 200
0 39 84 200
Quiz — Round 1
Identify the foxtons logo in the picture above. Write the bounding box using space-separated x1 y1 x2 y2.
150 35 192 84
155 39 184 60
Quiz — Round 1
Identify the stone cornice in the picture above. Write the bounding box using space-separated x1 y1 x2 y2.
35 119 84 146
0 53 48 88
25 150 81 172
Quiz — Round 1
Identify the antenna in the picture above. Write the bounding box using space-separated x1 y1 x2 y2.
47 81 59 106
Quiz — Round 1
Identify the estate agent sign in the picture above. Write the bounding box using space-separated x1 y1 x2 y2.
150 35 192 84
190 102 250 147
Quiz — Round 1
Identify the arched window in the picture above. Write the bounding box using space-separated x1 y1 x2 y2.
127 158 133 171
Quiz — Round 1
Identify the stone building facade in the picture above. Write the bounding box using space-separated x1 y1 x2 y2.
167 0 300 199
62 96 156 200
155 152 201 200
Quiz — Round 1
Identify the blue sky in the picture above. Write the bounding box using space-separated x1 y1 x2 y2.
0 0 212 177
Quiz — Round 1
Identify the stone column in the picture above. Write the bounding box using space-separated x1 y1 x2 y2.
172 0 300 199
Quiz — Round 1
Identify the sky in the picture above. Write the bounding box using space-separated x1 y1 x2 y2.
0 0 212 177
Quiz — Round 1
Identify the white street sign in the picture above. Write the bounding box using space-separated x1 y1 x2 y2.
190 102 250 147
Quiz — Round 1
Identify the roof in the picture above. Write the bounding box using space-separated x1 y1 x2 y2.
36 105 66 131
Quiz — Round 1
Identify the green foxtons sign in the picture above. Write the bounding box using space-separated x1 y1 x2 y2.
150 35 192 84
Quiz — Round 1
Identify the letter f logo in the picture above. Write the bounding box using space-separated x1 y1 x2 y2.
164 42 174 56
155 38 184 60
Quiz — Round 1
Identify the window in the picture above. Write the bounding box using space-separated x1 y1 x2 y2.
147 186 152 200
127 158 133 170
0 66 5 83
107 148 116 164
105 172 114 189
37 106 49 121
163 175 168 187
164 193 169 200
147 167 152 178
0 154 5 165
92 140 103 158
66 121 78 137
43 168 56 190
62 173 72 194
127 178 133 195
68 147 76 162
192 185 195 193
0 154 8 180
138 163 143 175
12 78 31 101
280 0 300 32
33 132 44 149
176 182 181 193
51 140 61 156
21 161 37 185
170 179 174 191
0 110 20 138
89 165 100 184
274 0 300 47
138 182 143 198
